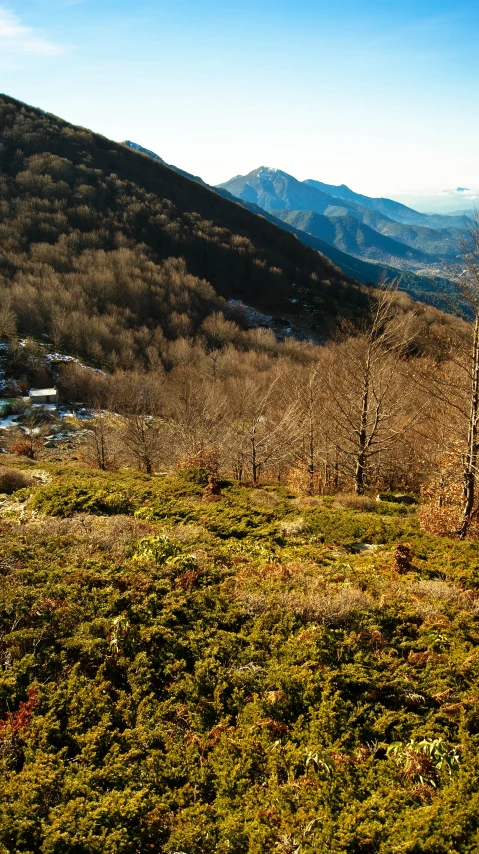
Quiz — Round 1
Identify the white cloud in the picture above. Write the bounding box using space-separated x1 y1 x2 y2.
0 5 66 55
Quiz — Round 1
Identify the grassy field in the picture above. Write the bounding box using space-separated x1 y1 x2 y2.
1 460 479 853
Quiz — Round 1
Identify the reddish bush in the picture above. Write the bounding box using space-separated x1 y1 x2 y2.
0 687 39 736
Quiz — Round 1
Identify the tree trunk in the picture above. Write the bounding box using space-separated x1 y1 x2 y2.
308 406 315 495
459 314 479 538
355 364 370 495
251 426 258 485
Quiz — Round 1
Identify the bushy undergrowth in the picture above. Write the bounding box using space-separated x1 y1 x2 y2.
1 465 479 852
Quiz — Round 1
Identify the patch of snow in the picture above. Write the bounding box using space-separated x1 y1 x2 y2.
31 403 57 411
0 415 17 430
227 299 272 327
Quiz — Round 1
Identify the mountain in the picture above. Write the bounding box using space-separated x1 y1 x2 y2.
218 167 464 269
0 95 375 369
304 179 470 230
119 151 461 312
272 210 439 271
218 167 343 214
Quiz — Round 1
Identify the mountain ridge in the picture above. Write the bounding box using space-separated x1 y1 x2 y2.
121 144 461 311
273 209 440 270
218 166 465 271
0 94 375 367
304 178 470 230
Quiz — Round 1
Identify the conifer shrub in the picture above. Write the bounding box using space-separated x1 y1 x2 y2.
30 481 134 516
2 462 479 852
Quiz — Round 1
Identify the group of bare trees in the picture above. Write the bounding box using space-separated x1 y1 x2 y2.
2 214 475 538
67 286 432 494
70 215 479 540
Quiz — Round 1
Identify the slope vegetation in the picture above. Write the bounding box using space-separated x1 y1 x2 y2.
1 461 479 852
0 95 365 367
116 150 461 311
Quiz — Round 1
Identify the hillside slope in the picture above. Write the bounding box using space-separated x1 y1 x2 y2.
0 95 368 367
273 210 439 270
121 147 461 309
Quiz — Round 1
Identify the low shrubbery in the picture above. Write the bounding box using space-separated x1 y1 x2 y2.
1 463 479 852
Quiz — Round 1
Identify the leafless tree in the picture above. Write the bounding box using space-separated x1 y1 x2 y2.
115 376 165 474
82 404 120 471
224 369 299 484
455 213 479 536
322 282 417 494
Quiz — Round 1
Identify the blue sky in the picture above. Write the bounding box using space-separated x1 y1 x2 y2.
1 0 479 205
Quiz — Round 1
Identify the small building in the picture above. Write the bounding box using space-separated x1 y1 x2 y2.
29 387 58 405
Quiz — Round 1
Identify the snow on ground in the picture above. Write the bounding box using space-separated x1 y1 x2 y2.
227 299 273 327
0 415 18 430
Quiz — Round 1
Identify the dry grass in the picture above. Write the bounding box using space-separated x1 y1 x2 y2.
409 579 479 617
248 489 281 508
10 514 155 558
233 558 373 625
0 468 34 494
280 517 304 536
291 496 323 509
236 583 373 625
377 577 479 618
334 493 377 512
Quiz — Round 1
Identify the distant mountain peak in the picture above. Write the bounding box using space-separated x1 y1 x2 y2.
249 166 290 179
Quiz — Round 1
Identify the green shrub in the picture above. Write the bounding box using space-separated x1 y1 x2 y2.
30 482 134 516
2 464 479 853
177 466 211 486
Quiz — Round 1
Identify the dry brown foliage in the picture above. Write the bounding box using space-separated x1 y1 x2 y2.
392 543 414 574
0 468 34 494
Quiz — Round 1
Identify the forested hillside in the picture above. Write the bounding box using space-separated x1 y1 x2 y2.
273 210 438 269
218 167 467 293
0 95 367 368
122 142 461 310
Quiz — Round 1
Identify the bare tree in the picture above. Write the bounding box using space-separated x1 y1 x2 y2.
323 282 417 494
82 405 120 471
224 369 299 485
162 366 229 467
115 376 165 474
289 362 330 494
455 213 479 536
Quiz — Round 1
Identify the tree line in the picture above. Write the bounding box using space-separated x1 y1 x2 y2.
2 274 468 537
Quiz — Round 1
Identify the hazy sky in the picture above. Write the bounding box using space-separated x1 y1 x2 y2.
1 0 479 202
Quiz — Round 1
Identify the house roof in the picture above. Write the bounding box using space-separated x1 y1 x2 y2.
29 388 57 397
